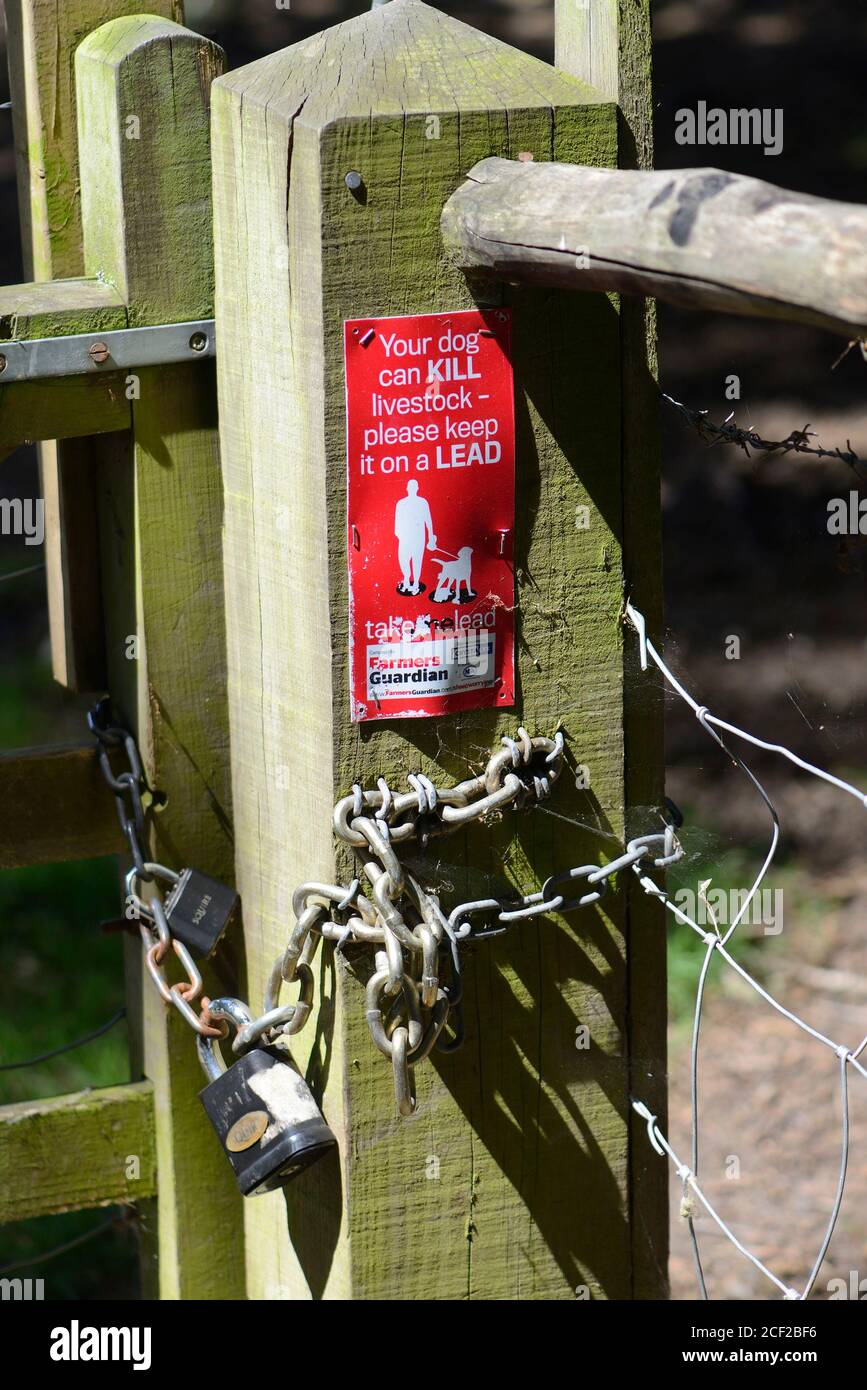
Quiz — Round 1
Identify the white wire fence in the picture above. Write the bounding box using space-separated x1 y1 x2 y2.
626 601 866 1302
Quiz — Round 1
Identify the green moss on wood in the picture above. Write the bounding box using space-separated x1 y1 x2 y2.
0 1083 156 1222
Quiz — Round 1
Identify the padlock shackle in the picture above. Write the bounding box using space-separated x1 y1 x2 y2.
125 861 180 898
197 1032 226 1082
196 996 255 1081
124 862 180 936
207 996 254 1033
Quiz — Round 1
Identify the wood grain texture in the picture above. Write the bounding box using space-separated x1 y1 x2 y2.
213 0 660 1299
0 1082 156 1222
555 0 619 108
0 278 129 471
555 2 667 1300
0 378 129 455
4 0 183 282
0 743 124 868
76 15 244 1300
443 156 867 339
0 276 127 335
5 0 181 690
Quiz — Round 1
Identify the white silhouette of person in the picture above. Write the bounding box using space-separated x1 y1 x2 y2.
394 480 437 595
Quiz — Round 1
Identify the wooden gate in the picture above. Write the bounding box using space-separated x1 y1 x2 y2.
2 0 860 1301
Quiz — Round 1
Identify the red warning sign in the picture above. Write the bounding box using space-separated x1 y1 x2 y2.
345 308 516 722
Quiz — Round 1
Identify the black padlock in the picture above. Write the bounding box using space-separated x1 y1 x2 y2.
164 867 240 957
127 863 240 958
197 1028 337 1196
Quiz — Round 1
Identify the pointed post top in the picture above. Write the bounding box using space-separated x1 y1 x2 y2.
215 0 604 126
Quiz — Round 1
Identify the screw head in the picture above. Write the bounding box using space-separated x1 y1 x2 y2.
0 353 7 374
88 341 110 365
344 170 363 192
189 331 208 353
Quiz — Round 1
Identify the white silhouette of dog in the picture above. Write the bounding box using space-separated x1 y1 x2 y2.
432 547 475 603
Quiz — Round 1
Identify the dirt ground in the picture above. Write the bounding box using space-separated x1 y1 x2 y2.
666 870 867 1300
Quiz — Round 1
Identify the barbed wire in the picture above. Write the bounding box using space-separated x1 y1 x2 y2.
662 391 862 472
626 600 867 1301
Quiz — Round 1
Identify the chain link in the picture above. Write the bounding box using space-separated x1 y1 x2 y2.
90 702 219 1038
89 697 152 879
92 701 684 1114
243 729 684 1115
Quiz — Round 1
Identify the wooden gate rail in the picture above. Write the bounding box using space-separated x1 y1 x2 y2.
0 1084 156 1223
0 744 124 869
0 278 131 460
443 158 867 339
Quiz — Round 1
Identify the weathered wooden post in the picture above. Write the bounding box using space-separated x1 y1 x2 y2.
73 13 244 1298
213 0 667 1299
5 0 182 689
556 0 666 1302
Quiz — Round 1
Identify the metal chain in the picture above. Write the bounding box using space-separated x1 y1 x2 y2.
448 825 684 941
88 698 151 879
89 701 221 1039
91 701 685 1114
236 729 684 1116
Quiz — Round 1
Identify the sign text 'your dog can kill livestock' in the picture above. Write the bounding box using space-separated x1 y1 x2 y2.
345 308 516 722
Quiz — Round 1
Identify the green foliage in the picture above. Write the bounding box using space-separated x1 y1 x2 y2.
0 857 128 1104
665 832 839 1036
0 1207 139 1301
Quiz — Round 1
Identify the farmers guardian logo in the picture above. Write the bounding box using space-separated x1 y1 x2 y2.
49 1320 152 1371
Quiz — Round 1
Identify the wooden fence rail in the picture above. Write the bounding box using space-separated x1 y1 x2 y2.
5 0 184 690
0 1083 156 1223
443 157 867 339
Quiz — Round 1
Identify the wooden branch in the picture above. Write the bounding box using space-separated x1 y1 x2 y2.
0 743 124 869
0 1083 156 1222
443 158 867 339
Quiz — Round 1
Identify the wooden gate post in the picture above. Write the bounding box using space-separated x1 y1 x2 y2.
556 0 667 1300
213 0 666 1299
5 0 183 690
74 15 244 1299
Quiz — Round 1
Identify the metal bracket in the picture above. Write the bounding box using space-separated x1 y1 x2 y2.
0 318 216 383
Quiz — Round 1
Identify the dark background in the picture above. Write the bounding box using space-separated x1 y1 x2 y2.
1 0 866 1300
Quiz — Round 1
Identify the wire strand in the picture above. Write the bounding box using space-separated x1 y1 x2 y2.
627 603 866 1300
0 1007 126 1071
0 1214 123 1276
